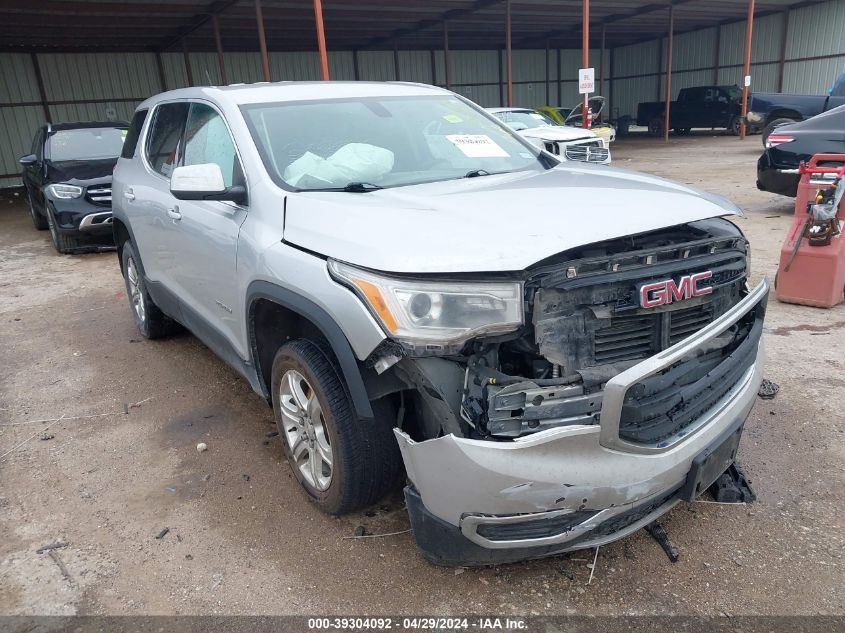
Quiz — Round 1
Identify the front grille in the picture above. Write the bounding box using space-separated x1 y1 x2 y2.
86 185 111 206
594 314 654 363
618 310 762 445
564 143 609 163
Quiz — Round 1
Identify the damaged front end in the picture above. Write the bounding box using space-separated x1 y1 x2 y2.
340 219 767 565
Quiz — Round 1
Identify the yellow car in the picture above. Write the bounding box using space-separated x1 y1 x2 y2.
537 97 616 146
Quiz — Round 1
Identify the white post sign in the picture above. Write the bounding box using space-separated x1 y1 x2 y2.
578 67 595 95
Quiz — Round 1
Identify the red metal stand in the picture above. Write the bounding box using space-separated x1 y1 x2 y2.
776 154 845 308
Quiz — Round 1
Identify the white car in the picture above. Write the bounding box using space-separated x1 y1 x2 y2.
487 107 611 164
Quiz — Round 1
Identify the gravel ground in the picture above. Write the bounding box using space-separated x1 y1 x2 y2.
0 133 843 616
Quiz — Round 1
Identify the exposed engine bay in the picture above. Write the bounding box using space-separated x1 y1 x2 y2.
382 217 758 446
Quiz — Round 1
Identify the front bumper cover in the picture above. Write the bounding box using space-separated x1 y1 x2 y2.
396 280 768 565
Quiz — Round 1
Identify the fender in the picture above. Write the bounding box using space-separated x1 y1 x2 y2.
246 280 375 421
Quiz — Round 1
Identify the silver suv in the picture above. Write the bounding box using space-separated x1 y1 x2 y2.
113 82 767 566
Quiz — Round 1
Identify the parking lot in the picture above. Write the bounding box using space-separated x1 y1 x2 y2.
1 133 843 616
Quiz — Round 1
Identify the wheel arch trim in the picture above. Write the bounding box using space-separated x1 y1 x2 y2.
246 280 375 421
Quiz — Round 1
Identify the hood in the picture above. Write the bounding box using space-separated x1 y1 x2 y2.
47 158 117 184
283 164 741 274
518 126 596 143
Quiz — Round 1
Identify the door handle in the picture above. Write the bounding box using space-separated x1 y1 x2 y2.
123 189 135 201
167 207 182 221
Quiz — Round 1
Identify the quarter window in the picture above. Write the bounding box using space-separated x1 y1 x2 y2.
122 109 148 159
145 102 189 177
182 103 241 188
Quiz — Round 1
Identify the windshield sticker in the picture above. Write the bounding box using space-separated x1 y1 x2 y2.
445 134 510 158
442 114 463 124
530 113 546 120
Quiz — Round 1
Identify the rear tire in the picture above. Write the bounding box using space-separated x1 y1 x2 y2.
762 117 797 147
272 339 401 515
728 116 742 136
121 241 178 339
27 190 48 230
46 209 80 253
648 118 664 137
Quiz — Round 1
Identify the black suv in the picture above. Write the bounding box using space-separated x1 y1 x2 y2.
20 121 127 253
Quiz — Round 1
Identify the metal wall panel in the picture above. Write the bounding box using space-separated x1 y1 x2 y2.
38 53 160 102
0 105 42 185
613 40 660 78
719 62 779 93
673 27 717 72
452 50 500 85
397 50 434 84
719 11 783 67
787 0 845 59
783 57 845 94
0 54 40 103
611 76 660 120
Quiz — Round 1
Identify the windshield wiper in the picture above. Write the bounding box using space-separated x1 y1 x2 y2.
464 169 491 178
342 182 383 192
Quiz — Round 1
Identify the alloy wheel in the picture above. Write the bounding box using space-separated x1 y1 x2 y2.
279 369 333 491
125 256 146 323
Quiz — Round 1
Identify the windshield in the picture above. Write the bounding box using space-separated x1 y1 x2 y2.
48 127 127 161
490 110 556 131
242 95 544 190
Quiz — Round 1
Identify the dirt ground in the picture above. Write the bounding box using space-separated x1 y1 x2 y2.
1 133 843 617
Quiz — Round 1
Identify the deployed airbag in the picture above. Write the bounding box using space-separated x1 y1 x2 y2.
284 143 395 187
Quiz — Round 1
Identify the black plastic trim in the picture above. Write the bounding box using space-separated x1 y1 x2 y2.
246 280 374 420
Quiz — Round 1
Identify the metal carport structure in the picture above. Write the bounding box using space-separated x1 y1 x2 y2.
1 0 844 184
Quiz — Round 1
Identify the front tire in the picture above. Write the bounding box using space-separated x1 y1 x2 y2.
27 190 48 230
272 339 401 515
121 241 177 339
46 209 80 253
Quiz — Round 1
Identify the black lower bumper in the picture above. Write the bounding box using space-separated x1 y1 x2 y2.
406 420 752 566
756 153 799 197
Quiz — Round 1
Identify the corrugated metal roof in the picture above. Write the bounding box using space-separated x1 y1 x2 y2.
0 0 832 53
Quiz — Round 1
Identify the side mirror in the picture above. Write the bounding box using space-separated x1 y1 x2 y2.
19 154 37 167
170 163 246 204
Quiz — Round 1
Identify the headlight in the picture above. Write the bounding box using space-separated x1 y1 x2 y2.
329 260 523 351
48 184 83 199
746 111 763 124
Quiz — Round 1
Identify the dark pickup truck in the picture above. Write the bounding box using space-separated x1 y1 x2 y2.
746 72 845 144
637 85 742 137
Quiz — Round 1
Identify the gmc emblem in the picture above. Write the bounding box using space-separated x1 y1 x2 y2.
640 271 713 308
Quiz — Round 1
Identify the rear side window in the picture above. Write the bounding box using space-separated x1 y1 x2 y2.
182 103 241 188
145 102 189 177
122 109 148 159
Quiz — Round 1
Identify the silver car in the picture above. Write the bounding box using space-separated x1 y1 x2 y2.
112 81 766 566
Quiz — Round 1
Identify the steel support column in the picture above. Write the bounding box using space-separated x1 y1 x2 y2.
599 22 606 101
556 47 562 105
739 0 755 139
545 39 550 105
506 0 513 107
212 14 227 85
713 23 721 84
393 39 400 81
30 53 50 123
443 20 451 90
182 38 194 86
352 49 360 81
663 3 674 142
255 0 271 82
581 0 589 128
777 8 789 92
313 0 329 80
155 51 167 91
